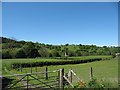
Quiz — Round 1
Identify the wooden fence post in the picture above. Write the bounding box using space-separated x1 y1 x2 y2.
27 74 29 90
90 67 93 81
59 68 64 89
68 69 72 83
45 67 48 80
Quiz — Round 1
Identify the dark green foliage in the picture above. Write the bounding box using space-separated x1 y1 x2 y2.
74 78 117 88
12 58 102 69
1 37 120 59
1 37 16 43
65 43 69 46
2 50 12 59
49 53 53 57
38 47 49 57
51 49 61 57
22 42 39 58
2 42 21 49
68 50 76 57
87 78 116 88
112 54 116 58
75 50 82 56
88 79 100 88
15 49 26 58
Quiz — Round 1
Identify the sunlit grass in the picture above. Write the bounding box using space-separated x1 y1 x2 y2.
7 58 118 87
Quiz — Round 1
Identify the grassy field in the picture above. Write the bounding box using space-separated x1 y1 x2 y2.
2 55 113 75
2 56 118 88
3 58 118 87
2 55 112 70
47 59 118 83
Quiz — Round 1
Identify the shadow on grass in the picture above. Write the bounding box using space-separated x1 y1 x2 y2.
1 76 14 90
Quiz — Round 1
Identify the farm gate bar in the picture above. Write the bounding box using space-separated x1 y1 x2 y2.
2 68 75 90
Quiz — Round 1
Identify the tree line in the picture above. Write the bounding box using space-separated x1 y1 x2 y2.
1 37 120 59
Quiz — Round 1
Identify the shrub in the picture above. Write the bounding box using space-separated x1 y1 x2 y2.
11 58 102 69
74 78 116 88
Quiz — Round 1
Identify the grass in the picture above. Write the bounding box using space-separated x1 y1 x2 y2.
41 58 118 86
4 58 118 88
2 56 118 88
2 58 60 71
2 55 112 71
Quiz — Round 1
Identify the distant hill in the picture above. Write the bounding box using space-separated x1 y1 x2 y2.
1 37 119 59
0 37 17 43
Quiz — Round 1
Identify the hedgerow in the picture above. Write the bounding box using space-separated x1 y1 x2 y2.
12 58 102 69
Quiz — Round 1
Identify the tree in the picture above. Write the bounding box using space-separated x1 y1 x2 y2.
15 49 26 58
75 50 82 56
49 53 53 57
96 48 103 55
65 43 69 46
88 48 97 55
51 49 61 57
38 47 50 57
22 42 39 58
79 44 82 46
68 50 76 57
2 50 12 59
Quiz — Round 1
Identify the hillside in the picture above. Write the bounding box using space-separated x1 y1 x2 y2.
1 37 119 59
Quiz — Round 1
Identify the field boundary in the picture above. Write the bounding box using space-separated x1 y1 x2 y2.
11 57 113 69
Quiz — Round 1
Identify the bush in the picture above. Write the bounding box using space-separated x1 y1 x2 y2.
51 49 61 57
112 54 116 58
74 78 116 88
22 43 39 58
38 48 49 57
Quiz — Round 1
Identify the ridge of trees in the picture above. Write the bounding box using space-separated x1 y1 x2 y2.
1 37 120 59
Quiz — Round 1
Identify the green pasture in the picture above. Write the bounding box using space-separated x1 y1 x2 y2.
4 58 118 88
2 56 118 88
49 59 118 82
2 55 112 70
2 58 59 71
35 59 118 87
2 56 113 75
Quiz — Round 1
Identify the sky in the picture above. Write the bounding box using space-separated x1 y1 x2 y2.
2 2 118 46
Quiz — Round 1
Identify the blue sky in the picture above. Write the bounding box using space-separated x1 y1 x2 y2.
2 2 118 46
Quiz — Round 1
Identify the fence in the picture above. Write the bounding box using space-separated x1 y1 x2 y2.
2 67 59 90
2 67 93 89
